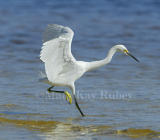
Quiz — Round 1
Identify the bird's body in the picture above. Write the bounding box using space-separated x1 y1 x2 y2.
45 60 85 87
40 24 139 116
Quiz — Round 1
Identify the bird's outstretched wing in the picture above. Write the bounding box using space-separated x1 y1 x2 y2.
40 24 76 83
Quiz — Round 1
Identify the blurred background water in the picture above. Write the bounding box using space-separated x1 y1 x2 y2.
0 0 160 139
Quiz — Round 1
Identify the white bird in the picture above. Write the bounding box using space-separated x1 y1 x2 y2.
40 24 139 117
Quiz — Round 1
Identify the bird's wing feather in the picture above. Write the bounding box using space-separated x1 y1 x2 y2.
40 24 76 83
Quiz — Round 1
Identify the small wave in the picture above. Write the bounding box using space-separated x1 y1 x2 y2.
10 39 28 45
0 116 159 139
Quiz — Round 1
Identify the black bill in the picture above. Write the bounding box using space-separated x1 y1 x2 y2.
126 52 140 62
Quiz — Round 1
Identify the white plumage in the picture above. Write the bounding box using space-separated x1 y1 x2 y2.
40 24 139 116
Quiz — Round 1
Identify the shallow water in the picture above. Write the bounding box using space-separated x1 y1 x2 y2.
0 0 160 139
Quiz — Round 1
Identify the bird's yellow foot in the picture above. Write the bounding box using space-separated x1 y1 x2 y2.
64 91 72 104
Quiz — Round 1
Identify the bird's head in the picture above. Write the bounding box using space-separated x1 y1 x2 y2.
115 45 139 62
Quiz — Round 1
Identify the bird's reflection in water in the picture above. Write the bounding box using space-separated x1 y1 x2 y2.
0 115 160 140
0 115 111 140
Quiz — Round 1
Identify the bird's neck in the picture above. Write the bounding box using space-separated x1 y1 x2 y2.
85 46 117 72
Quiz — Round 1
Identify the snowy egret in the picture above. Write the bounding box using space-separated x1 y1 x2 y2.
40 24 139 117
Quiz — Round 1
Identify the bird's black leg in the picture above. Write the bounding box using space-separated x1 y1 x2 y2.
47 86 72 104
47 86 54 92
47 86 64 93
73 95 85 117
47 86 84 116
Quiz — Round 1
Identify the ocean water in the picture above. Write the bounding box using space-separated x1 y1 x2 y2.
0 0 160 139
